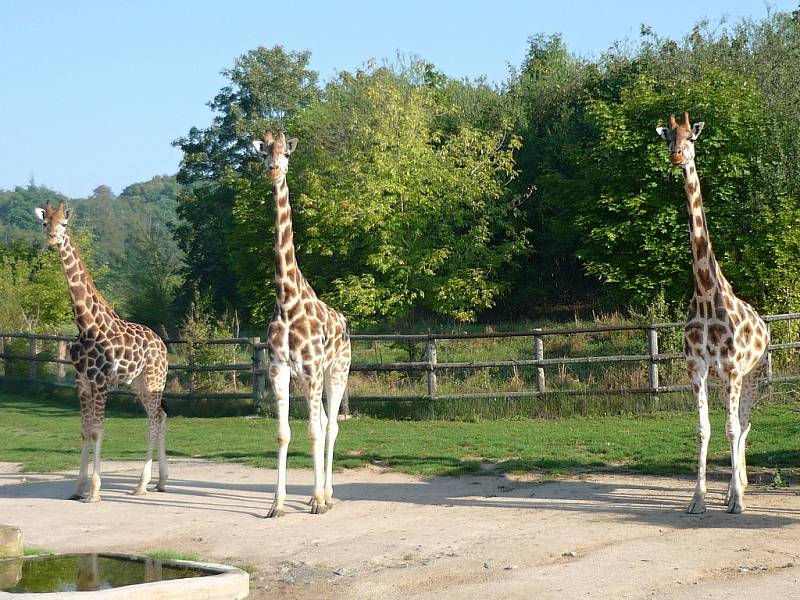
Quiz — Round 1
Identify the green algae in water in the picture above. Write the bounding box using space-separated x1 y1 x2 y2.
0 553 206 593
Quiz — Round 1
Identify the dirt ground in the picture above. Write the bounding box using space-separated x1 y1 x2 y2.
1 459 799 599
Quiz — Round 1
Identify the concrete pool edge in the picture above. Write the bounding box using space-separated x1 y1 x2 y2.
0 552 250 599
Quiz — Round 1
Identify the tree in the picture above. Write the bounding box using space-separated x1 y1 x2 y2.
505 34 599 309
573 64 786 310
119 224 183 333
0 184 68 243
230 66 528 326
173 46 319 316
0 230 103 333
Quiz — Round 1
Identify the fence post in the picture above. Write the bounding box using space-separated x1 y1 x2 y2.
251 337 267 414
28 334 37 380
534 330 545 393
57 340 67 382
765 321 773 385
187 344 195 397
2 337 9 376
426 337 438 396
647 328 659 403
426 336 437 418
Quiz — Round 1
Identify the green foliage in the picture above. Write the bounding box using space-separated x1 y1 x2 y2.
0 241 71 332
7 11 800 329
119 227 183 333
0 229 103 333
178 293 235 392
232 66 528 326
173 46 318 317
0 177 184 333
175 46 319 183
0 184 68 244
71 177 184 311
505 34 599 308
504 20 800 316
573 61 797 312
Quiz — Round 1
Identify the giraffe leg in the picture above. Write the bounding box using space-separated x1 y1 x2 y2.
132 362 169 495
724 370 746 514
132 390 157 496
267 362 291 518
85 379 107 503
70 376 92 500
733 356 766 496
155 405 169 492
322 353 351 509
687 361 710 514
317 393 330 507
306 375 327 515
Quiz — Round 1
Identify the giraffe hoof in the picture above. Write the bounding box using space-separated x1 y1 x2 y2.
686 500 706 514
155 483 167 493
131 487 148 496
265 507 285 519
310 500 328 515
727 498 745 514
325 499 335 510
84 495 101 504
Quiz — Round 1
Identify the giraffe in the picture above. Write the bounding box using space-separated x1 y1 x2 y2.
252 130 352 517
34 201 169 502
656 112 770 514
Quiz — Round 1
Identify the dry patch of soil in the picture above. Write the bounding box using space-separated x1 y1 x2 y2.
1 460 799 599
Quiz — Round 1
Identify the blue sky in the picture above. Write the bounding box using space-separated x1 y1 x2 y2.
0 0 793 198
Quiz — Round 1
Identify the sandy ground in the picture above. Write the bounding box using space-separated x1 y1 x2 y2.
1 459 800 599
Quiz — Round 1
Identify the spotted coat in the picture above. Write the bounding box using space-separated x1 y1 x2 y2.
35 201 169 502
657 112 768 515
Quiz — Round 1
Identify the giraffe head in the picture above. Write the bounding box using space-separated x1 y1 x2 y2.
656 111 705 166
252 130 298 180
33 201 72 246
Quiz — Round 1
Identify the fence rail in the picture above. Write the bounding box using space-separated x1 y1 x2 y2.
2 312 800 412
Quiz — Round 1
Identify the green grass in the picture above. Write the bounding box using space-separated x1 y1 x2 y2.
142 550 203 562
0 392 798 478
23 547 53 556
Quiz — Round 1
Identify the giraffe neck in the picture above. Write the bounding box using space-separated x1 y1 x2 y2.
58 234 116 332
682 158 724 298
273 176 300 305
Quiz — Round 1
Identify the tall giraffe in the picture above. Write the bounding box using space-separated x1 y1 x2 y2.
34 201 169 502
656 112 769 514
252 131 352 517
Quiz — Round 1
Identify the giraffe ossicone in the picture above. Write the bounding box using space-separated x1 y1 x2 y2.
252 130 352 517
656 112 769 514
34 200 170 502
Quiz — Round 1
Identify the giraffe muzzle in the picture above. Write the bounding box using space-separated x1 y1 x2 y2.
670 153 685 165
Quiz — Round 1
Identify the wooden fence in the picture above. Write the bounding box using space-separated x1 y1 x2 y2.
2 313 800 413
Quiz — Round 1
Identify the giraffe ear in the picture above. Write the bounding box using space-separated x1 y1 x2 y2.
252 140 265 154
285 138 298 155
34 207 46 222
63 208 72 222
655 126 669 141
690 122 705 140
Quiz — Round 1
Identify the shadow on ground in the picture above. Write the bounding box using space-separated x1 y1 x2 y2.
2 465 798 531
